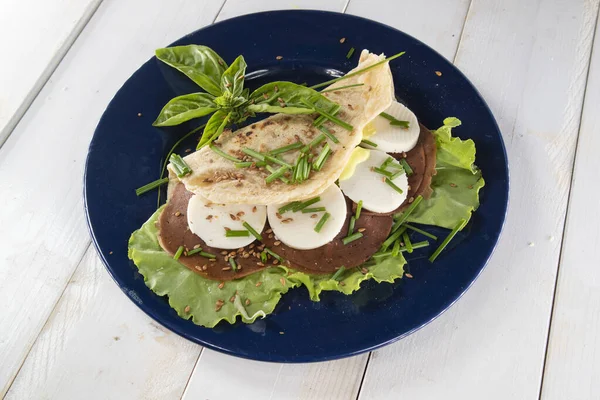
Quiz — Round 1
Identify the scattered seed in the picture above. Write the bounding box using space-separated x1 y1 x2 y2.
215 301 224 311
242 252 250 258
206 215 213 220
245 299 251 306
280 278 286 286
174 211 182 217
405 273 414 278
268 233 274 239
230 295 236 303
222 267 232 271
185 148 192 153
282 218 293 223
202 265 208 270
252 206 257 213
266 228 273 234
435 70 442 76
193 244 201 249
449 183 457 187
276 213 283 219
361 267 368 274
257 262 265 267
408 197 415 203
237 211 245 217
358 228 366 233
339 37 346 43
274 241 281 246
194 265 202 271
273 259 279 265
137 112 142 117
256 281 263 287
209 259 216 263
276 55 283 60
229 251 236 257
249 244 255 249
311 214 318 218
218 282 225 289
220 250 228 255
184 305 191 313
109 251 113 255
339 281 346 286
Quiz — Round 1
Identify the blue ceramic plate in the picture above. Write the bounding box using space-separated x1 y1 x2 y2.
85 10 508 363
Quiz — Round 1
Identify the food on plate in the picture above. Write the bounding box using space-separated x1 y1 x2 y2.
128 45 484 327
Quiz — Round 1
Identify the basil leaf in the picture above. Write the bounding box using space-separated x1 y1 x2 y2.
152 93 217 127
247 82 338 115
220 55 247 97
155 45 227 97
197 110 231 149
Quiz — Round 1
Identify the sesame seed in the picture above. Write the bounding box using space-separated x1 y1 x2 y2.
408 197 415 203
221 250 228 255
449 183 457 187
229 251 236 256
237 211 245 217
268 233 274 239
245 299 251 306
222 267 231 271
361 268 368 274
185 148 192 153
230 295 236 303
193 244 201 249
263 93 269 99
252 206 257 213
249 244 255 249
435 71 442 76
194 265 202 271
184 305 191 313
274 241 281 246
174 211 181 217
242 252 250 258
202 265 208 270
339 282 346 286
218 282 225 289
257 262 265 267
266 229 273 234
358 228 366 233
276 55 283 60
256 281 263 287
405 273 414 278
280 278 286 285
339 37 346 43
137 112 142 117
215 301 224 311
209 259 216 263
311 214 318 218
273 260 279 265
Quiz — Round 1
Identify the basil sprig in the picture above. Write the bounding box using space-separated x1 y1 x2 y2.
153 45 338 149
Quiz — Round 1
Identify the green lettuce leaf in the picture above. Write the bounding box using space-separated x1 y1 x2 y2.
407 118 484 229
288 254 406 301
128 207 298 328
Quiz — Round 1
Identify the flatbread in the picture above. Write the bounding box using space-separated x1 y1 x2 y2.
173 50 394 205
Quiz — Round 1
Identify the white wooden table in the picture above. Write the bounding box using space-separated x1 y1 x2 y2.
1 0 598 398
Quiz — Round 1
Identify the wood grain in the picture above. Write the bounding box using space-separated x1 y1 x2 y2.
0 0 102 146
5 246 200 400
357 0 600 399
0 0 225 396
540 8 600 400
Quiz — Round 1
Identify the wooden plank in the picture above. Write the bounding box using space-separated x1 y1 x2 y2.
357 0 600 399
5 246 201 400
346 0 471 61
0 0 225 395
183 350 368 400
540 10 600 400
0 0 102 146
181 1 471 399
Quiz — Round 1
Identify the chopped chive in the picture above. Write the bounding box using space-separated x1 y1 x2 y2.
265 154 292 168
386 162 404 170
314 212 331 232
399 159 413 176
342 232 363 245
173 246 185 260
391 240 400 257
229 257 237 271
304 156 311 178
373 167 393 178
381 226 408 251
360 139 378 147
301 207 327 213
200 251 216 259
136 177 169 196
390 169 405 180
331 266 346 281
402 232 413 253
293 197 321 212
265 247 284 262
381 157 394 169
312 143 331 171
266 165 289 184
278 201 301 214
318 126 339 143
380 112 410 128
320 83 364 93
243 222 263 241
310 51 406 90
429 219 467 262
404 223 438 240
209 144 241 162
372 251 392 259
394 195 423 226
301 133 327 153
234 161 254 168
300 98 354 131
385 177 404 194
266 165 290 183
186 247 217 259
348 216 356 236
346 47 356 59
186 247 203 256
260 251 267 263
270 141 304 155
390 120 410 128
354 202 363 222
225 230 250 237
242 147 266 161
169 154 192 178
402 240 429 252
314 104 341 127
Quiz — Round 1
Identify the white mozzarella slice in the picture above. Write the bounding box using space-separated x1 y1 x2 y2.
339 149 408 213
267 185 347 250
187 194 266 250
363 101 420 153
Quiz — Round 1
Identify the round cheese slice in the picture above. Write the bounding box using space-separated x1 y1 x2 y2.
362 100 420 153
339 148 408 213
267 184 347 250
187 194 266 250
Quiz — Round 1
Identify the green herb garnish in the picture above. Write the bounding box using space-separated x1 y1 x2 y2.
380 112 409 128
242 222 263 241
331 266 346 281
265 247 284 262
384 177 404 194
301 98 354 131
234 161 253 168
314 104 341 127
278 201 301 214
355 200 363 220
265 165 289 184
373 167 393 178
136 177 169 196
342 232 363 245
301 133 327 153
381 226 408 251
429 219 467 262
293 197 321 212
270 141 304 155
187 248 216 258
312 143 331 171
320 83 364 93
404 224 437 240
265 154 292 168
229 257 237 271
169 154 192 177
402 232 413 253
346 47 356 59
242 147 266 161
360 139 378 147
301 207 326 213
209 144 240 162
399 158 413 176
348 216 356 236
173 245 185 260
391 240 400 257
225 230 250 237
260 251 267 263
318 126 339 143
394 195 423 226
314 212 331 232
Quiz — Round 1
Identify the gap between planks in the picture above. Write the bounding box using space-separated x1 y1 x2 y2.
536 4 600 400
0 0 104 150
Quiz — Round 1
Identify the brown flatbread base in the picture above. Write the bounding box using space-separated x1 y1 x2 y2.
262 198 393 275
157 183 266 282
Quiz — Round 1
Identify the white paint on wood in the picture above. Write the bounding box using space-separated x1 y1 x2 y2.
5 247 201 400
358 0 599 399
0 0 225 395
183 349 368 400
215 0 347 22
346 0 471 61
540 9 600 400
0 0 102 146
